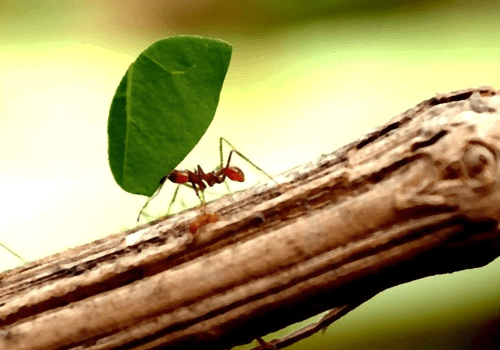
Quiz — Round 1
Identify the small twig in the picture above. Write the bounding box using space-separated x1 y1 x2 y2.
249 296 374 350
0 242 26 263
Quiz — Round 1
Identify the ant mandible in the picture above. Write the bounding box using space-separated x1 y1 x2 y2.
137 137 277 222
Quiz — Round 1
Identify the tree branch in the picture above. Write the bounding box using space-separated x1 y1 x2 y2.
2 86 500 350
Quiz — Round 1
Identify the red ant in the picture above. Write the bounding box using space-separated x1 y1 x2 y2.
137 137 277 225
189 212 219 234
161 145 245 203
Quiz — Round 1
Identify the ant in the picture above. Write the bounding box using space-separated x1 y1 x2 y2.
189 212 219 234
137 137 278 226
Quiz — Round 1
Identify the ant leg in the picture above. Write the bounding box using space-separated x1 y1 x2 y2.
220 137 279 185
140 211 157 221
179 198 188 211
196 186 207 208
217 148 235 194
223 181 232 194
187 179 206 208
200 190 206 206
166 185 181 215
219 136 226 170
137 182 165 222
167 183 206 216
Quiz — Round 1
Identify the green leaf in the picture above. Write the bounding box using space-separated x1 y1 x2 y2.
108 36 232 196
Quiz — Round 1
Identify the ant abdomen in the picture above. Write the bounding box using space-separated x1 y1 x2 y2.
223 167 245 182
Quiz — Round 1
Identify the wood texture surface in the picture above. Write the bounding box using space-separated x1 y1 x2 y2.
2 86 500 350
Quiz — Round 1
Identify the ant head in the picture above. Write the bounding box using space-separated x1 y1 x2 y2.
166 170 190 184
224 166 245 182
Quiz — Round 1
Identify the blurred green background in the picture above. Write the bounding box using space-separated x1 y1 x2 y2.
1 0 499 349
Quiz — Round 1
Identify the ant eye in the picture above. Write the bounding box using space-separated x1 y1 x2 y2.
159 176 167 184
225 167 245 182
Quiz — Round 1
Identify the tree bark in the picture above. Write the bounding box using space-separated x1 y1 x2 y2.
2 86 500 350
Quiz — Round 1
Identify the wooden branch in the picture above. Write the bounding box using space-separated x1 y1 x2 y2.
2 86 500 350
